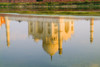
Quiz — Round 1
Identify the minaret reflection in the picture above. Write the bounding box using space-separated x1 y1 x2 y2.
5 17 10 47
90 18 94 43
0 16 10 47
28 17 74 60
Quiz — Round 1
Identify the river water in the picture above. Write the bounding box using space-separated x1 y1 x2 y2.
0 13 100 67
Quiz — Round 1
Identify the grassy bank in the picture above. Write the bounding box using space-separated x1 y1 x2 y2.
0 10 100 16
0 2 100 16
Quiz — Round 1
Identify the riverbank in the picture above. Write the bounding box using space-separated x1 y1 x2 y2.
0 10 100 16
0 2 100 16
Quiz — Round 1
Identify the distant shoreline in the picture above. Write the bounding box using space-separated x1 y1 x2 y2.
0 11 100 16
0 2 100 16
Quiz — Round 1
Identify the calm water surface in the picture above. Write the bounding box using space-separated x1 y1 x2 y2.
0 14 100 67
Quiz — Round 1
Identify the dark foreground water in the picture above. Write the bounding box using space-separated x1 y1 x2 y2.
0 13 100 67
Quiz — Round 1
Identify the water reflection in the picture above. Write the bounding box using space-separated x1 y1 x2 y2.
90 18 94 43
28 18 74 59
0 16 10 47
0 14 95 60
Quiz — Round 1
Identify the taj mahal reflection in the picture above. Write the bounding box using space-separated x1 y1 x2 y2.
28 18 74 58
0 15 94 60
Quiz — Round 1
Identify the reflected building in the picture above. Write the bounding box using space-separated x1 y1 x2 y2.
0 14 95 57
0 16 10 47
5 17 10 47
90 18 94 43
28 17 74 59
